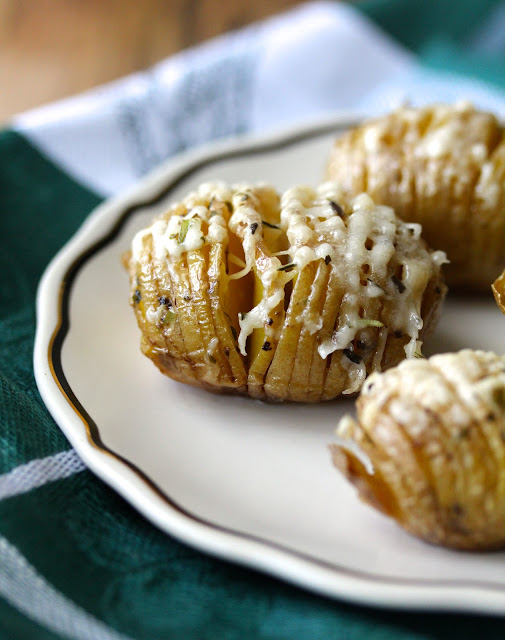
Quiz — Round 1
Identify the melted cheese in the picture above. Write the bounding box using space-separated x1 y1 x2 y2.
281 186 444 366
131 182 238 263
335 415 375 474
228 183 446 389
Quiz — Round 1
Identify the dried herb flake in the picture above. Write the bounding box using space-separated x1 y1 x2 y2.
262 220 280 230
178 219 193 244
391 274 406 294
278 262 296 272
328 200 346 218
343 348 361 365
158 295 172 307
162 310 175 324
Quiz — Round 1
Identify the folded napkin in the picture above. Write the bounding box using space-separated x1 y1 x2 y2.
3 1 505 638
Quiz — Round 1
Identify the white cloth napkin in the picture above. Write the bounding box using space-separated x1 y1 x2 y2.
12 1 505 197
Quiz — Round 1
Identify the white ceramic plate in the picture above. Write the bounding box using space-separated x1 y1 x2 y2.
34 114 505 615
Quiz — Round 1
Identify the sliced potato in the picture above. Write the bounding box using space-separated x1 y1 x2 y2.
327 102 505 291
331 350 505 549
126 182 446 401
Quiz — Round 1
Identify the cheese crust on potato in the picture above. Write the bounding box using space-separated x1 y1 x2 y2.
331 350 505 549
125 181 446 402
326 101 505 291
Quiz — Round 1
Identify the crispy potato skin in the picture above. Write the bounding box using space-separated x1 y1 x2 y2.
126 184 446 402
331 350 505 549
326 102 505 292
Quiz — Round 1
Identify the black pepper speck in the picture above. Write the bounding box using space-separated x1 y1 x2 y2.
343 348 361 364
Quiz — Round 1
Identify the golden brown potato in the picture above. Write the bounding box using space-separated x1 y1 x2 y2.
326 102 505 292
125 181 447 401
330 349 505 549
492 268 505 314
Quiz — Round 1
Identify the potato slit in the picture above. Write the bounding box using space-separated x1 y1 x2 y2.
167 254 209 379
150 239 194 381
470 133 505 287
186 246 230 386
310 268 345 401
289 260 330 402
428 360 501 536
135 236 193 382
208 242 248 390
264 263 317 401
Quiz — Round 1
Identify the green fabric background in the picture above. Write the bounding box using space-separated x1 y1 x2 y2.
3 0 505 637
359 0 505 91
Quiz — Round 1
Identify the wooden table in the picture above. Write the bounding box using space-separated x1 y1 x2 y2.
0 0 307 124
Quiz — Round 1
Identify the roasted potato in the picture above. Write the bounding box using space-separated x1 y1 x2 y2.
331 349 505 549
326 102 505 291
125 181 447 401
492 268 505 314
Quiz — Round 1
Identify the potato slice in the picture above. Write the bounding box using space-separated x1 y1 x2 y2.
265 261 318 401
208 241 248 391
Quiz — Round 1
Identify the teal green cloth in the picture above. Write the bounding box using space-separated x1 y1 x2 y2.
359 0 505 91
359 0 499 49
4 1 505 638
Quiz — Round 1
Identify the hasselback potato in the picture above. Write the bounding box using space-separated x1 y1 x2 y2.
326 101 505 291
331 349 505 549
125 181 446 401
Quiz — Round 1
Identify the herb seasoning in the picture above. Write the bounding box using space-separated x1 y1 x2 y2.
262 220 279 230
178 219 192 244
342 348 361 365
328 200 346 218
278 262 296 272
162 310 175 324
391 274 406 294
